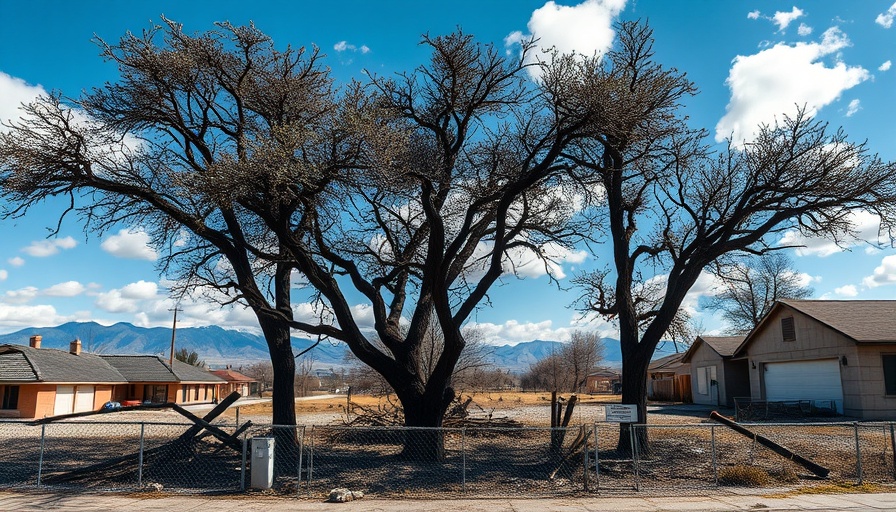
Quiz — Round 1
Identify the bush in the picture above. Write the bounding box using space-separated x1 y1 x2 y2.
718 465 772 487
769 466 799 483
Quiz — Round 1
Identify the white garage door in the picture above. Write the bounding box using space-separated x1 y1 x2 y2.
764 359 843 413
54 385 75 416
73 385 95 413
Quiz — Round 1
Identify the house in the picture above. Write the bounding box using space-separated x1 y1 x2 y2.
733 300 896 419
681 335 748 407
210 367 256 398
585 368 621 394
647 353 691 402
0 335 225 418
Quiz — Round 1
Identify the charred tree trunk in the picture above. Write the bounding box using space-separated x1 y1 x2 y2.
617 343 651 455
398 384 455 461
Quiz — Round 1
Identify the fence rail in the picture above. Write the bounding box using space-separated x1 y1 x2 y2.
1 419 894 498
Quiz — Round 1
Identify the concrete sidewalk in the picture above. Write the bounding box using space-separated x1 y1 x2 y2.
3 491 896 511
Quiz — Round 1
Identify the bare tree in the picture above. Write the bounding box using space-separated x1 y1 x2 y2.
707 252 813 334
519 331 604 393
568 22 896 453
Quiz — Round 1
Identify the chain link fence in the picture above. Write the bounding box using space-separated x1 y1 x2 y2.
2 419 896 497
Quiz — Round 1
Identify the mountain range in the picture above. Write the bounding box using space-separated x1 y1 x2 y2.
0 321 680 371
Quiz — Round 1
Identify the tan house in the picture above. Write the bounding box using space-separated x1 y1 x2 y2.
733 300 896 419
210 368 256 397
647 353 691 402
585 368 621 394
0 336 225 418
681 335 748 407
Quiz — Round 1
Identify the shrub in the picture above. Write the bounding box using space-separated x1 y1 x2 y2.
718 465 772 487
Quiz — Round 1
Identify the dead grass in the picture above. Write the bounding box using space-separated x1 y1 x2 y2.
224 392 622 420
718 465 773 487
764 481 892 497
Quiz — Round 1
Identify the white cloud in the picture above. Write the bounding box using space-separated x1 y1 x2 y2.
333 40 370 54
506 0 626 78
880 60 892 71
21 236 77 257
716 27 870 145
834 284 858 297
862 254 896 288
94 280 159 313
797 23 812 36
747 10 761 20
0 270 6 281
465 319 575 346
0 303 69 333
876 3 896 28
778 211 886 257
772 7 805 31
3 286 38 304
504 243 588 280
0 71 46 129
7 257 25 267
42 281 86 297
845 98 861 117
100 228 158 260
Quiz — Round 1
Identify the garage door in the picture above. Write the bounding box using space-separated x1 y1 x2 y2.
764 359 843 413
54 385 75 416
73 385 95 413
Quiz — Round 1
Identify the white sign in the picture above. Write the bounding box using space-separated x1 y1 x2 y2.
604 404 638 423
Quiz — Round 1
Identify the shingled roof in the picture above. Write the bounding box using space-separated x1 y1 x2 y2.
682 335 745 363
210 369 255 383
777 300 896 343
648 352 688 372
0 344 126 383
101 355 225 384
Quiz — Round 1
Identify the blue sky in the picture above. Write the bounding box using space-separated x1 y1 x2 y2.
1 1 895 344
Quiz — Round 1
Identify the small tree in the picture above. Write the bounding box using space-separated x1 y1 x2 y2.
707 252 813 334
519 331 604 392
174 347 205 367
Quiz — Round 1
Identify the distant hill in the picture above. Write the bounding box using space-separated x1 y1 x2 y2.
0 322 683 371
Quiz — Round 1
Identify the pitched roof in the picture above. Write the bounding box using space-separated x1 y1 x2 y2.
648 352 688 372
210 369 255 383
682 335 746 363
0 344 126 383
100 355 225 383
778 300 896 342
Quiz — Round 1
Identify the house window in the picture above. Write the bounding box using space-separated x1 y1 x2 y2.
696 366 717 395
781 316 796 342
144 384 168 403
2 385 20 409
883 355 896 396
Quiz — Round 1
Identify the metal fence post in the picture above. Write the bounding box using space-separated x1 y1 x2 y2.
631 424 640 492
582 425 589 492
296 426 305 498
593 422 599 492
308 426 314 498
711 425 718 487
890 423 896 481
854 422 863 484
240 431 248 491
461 427 466 494
37 423 46 488
138 423 145 488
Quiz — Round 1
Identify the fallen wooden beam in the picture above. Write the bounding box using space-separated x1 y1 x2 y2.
171 403 243 452
175 391 241 442
29 402 176 425
710 411 829 478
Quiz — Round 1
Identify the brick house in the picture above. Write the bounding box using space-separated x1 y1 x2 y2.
0 336 225 418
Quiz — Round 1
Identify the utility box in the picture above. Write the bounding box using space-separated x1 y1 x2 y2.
250 437 275 489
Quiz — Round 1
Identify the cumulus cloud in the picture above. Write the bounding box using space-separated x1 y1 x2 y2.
100 228 158 260
333 41 370 54
21 236 77 257
772 7 805 31
95 280 160 313
42 281 86 297
0 303 69 333
0 71 46 129
0 269 6 281
747 10 761 20
716 27 870 145
7 257 25 267
876 3 896 28
845 98 861 117
834 284 858 297
797 23 812 36
862 254 896 288
505 0 626 78
777 211 887 257
465 319 575 346
3 286 39 305
880 60 892 71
